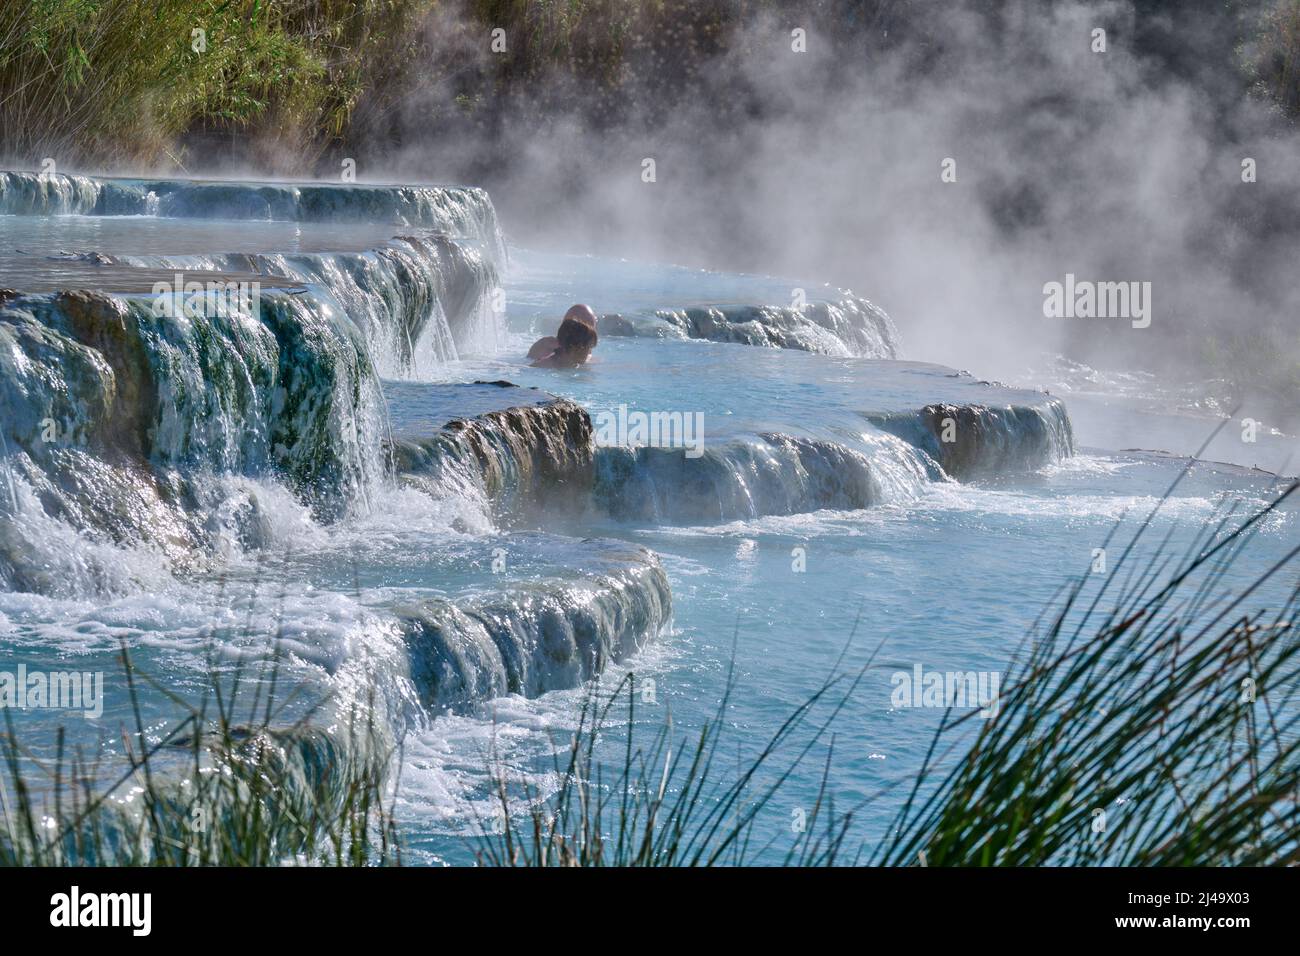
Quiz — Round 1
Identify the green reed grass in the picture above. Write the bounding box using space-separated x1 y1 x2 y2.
0 0 434 166
476 468 1300 866
0 638 400 866
3 455 1296 867
877 471 1300 866
472 658 865 867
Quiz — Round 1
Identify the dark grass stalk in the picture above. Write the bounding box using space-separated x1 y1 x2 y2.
474 472 1299 867
876 475 1300 866
0 636 400 867
474 616 879 866
5 458 1295 866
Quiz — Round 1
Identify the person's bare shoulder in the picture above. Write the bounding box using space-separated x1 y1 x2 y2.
527 336 559 361
531 349 590 369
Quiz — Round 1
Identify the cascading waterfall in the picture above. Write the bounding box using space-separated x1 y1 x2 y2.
0 171 507 379
0 171 104 215
383 391 1071 528
0 287 385 594
105 234 502 378
585 400 1071 522
0 170 1097 848
0 174 678 751
396 538 671 714
864 398 1076 480
0 171 507 264
594 435 887 524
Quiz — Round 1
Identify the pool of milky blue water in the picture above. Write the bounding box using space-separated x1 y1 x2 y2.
384 250 1298 865
0 212 1295 865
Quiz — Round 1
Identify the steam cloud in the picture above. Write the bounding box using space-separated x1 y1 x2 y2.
328 0 1297 426
40 0 1300 425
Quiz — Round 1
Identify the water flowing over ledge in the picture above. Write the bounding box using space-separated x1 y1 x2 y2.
0 287 383 594
389 385 594 524
0 173 1081 803
0 171 506 263
599 296 899 359
387 393 886 526
0 171 507 376
104 234 502 374
864 397 1076 480
593 435 888 524
0 168 1133 865
585 409 1074 525
395 540 671 714
0 284 1079 597
383 382 1075 527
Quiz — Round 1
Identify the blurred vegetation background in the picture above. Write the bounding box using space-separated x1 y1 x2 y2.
0 0 435 167
5 0 1299 170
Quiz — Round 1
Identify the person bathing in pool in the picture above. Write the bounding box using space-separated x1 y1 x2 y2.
528 304 598 368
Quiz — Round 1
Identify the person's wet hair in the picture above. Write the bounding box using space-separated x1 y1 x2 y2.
557 313 598 350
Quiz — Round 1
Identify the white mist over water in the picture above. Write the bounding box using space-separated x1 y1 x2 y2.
332 1 1299 445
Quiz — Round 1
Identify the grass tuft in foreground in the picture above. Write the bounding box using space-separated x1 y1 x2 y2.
4 466 1296 867
0 641 400 866
473 660 864 867
879 474 1300 866
477 473 1300 866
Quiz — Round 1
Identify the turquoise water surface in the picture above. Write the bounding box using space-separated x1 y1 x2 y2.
0 175 1295 865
